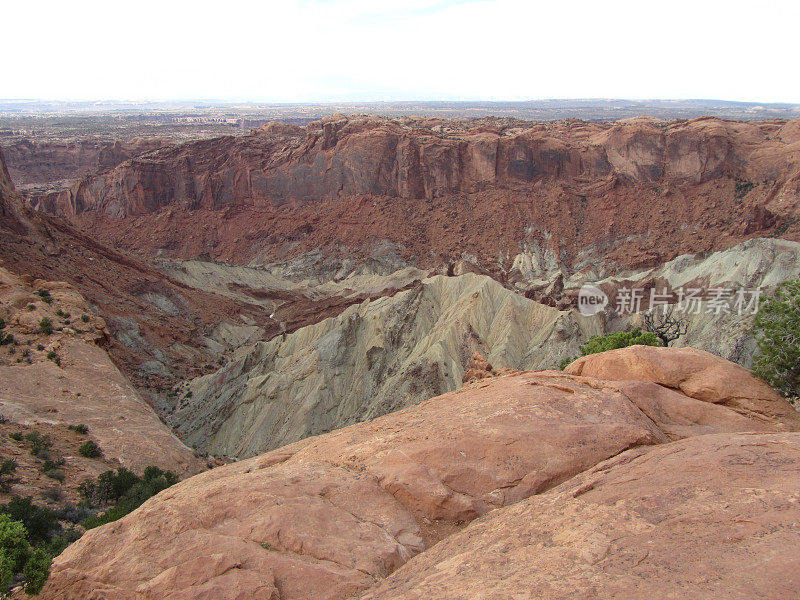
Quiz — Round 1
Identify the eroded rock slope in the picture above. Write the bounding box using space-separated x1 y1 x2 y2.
174 273 603 457
0 266 201 480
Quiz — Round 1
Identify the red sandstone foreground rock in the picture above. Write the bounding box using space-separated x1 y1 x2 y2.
39 349 800 600
566 345 800 430
361 431 800 600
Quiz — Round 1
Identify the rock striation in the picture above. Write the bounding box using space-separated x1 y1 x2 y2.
174 273 603 457
34 115 800 278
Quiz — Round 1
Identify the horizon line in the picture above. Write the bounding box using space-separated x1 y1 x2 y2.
2 98 800 107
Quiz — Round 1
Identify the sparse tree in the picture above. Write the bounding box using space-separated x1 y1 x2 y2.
643 305 689 347
752 279 800 397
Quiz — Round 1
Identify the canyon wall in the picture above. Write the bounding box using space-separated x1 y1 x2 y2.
4 137 169 188
34 115 800 279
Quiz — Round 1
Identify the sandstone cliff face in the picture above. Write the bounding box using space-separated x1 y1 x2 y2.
57 115 800 211
38 347 800 600
0 143 277 404
0 145 13 196
0 145 22 232
35 115 800 277
4 137 169 189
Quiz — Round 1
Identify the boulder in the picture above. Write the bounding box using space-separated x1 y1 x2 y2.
565 345 800 430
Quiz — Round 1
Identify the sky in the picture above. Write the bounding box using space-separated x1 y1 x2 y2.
3 0 800 103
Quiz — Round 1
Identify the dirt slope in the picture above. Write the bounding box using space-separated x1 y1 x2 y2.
0 265 202 506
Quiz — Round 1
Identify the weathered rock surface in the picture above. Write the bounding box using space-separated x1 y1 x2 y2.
35 115 800 277
0 266 201 476
361 432 800 600
39 350 800 599
174 274 603 457
174 241 800 459
547 237 800 366
461 352 494 382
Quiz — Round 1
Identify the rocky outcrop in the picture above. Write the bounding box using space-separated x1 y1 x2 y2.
461 352 494 382
152 236 800 461
565 345 800 431
39 349 800 599
3 137 169 189
0 145 23 233
174 274 603 458
361 431 800 600
33 115 800 276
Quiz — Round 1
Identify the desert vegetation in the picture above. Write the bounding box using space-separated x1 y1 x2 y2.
752 279 800 400
78 466 178 529
561 328 661 369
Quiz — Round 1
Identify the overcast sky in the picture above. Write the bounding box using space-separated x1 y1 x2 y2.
4 0 799 103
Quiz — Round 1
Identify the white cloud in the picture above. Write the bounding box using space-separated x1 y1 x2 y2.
2 0 798 102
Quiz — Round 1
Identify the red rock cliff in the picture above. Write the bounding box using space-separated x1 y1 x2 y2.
38 115 800 273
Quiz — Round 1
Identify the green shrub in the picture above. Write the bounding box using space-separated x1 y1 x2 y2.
43 470 65 483
0 512 53 595
40 487 62 503
35 290 52 305
80 314 90 323
67 424 88 435
78 440 102 459
0 460 17 492
26 304 35 311
0 333 13 346
80 466 179 530
23 432 52 460
0 497 59 547
9 432 23 442
734 178 755 199
0 513 31 592
38 318 53 336
752 279 800 397
40 460 64 473
560 327 662 370
22 547 51 595
0 318 4 330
